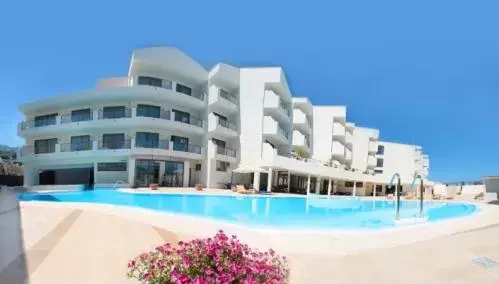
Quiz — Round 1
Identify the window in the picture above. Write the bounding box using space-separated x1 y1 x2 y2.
374 169 383 174
216 161 230 172
137 76 162 87
377 145 385 155
176 83 192 96
356 182 363 187
172 109 190 124
136 104 160 118
195 164 202 171
212 138 226 148
214 112 229 127
171 135 189 152
70 135 91 151
34 114 57 127
345 181 354 187
102 134 125 149
102 106 126 119
71 109 91 122
376 158 384 167
97 162 127 171
34 138 57 154
136 132 159 148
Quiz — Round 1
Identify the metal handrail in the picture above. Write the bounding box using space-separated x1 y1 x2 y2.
388 173 402 220
98 139 132 150
60 142 93 152
172 143 202 154
219 89 238 104
217 118 237 131
134 139 169 150
98 108 132 120
216 146 237 157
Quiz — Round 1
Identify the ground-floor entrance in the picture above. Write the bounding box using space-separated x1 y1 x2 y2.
39 167 94 186
134 159 186 187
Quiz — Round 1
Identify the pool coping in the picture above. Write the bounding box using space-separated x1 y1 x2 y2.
18 192 499 255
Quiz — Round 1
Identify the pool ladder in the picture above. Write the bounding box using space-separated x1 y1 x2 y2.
388 173 425 220
113 180 127 190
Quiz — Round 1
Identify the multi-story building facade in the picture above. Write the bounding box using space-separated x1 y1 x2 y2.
18 46 429 195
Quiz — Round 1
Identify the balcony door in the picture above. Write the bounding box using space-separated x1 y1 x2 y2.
172 109 190 124
136 132 159 148
163 161 184 187
102 134 125 149
171 135 188 152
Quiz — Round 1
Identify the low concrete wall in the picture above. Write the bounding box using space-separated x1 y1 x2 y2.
26 184 84 192
484 176 499 200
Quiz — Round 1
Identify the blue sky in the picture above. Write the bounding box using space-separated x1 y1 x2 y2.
0 0 498 182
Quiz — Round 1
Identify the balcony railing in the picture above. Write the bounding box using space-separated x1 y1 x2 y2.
134 139 169 150
279 101 291 117
219 89 238 105
60 142 93 152
21 118 58 130
191 89 205 101
278 126 289 139
98 139 132 150
172 143 202 154
61 114 93 124
136 109 171 120
216 146 237 157
98 109 132 120
217 118 237 131
173 115 203 128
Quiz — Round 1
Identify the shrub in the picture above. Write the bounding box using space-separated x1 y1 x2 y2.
127 230 289 283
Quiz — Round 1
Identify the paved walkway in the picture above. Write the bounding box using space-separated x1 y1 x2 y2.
1 189 498 283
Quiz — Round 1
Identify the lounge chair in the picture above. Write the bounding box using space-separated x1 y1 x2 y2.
236 185 255 195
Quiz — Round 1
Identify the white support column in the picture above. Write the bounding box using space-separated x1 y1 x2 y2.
373 184 377 197
266 167 272 193
353 181 357 196
253 172 260 191
158 161 165 185
333 180 337 194
183 161 189 187
306 175 311 196
287 172 291 193
315 178 321 194
327 179 332 196
128 157 136 187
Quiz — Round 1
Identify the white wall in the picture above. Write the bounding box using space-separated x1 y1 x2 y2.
312 106 347 163
377 141 422 183
351 128 370 172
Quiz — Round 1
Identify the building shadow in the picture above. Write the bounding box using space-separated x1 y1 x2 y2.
0 187 29 283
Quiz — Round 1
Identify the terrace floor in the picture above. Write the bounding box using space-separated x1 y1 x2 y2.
1 188 498 284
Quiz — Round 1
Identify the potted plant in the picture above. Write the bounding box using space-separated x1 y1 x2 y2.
149 183 159 190
195 184 204 191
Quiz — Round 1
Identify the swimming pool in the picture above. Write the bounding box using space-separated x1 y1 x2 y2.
19 189 478 230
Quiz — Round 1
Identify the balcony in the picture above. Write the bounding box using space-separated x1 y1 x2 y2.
367 155 376 168
368 141 378 153
98 139 132 150
263 90 291 125
208 88 238 114
98 108 132 120
215 146 237 163
332 122 346 138
292 109 312 135
60 141 93 152
263 116 289 146
292 130 311 151
207 114 237 138
134 78 205 104
345 131 353 148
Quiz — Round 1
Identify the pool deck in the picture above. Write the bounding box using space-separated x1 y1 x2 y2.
1 188 499 283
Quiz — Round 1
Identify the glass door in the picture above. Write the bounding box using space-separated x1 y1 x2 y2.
163 161 184 187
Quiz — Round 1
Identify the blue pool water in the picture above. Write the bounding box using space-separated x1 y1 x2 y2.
19 189 478 230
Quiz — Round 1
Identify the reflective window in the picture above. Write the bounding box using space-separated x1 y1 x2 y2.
137 76 162 87
136 132 159 148
377 145 385 155
171 135 188 152
34 138 57 154
97 162 127 171
176 83 192 96
102 106 126 119
102 133 125 149
216 161 230 172
136 104 160 118
172 109 190 124
376 158 384 167
70 135 91 151
71 109 92 122
34 114 57 127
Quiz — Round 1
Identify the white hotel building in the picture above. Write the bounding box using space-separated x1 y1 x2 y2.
18 46 430 195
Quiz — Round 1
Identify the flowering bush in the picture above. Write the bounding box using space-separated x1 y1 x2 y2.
127 230 289 283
